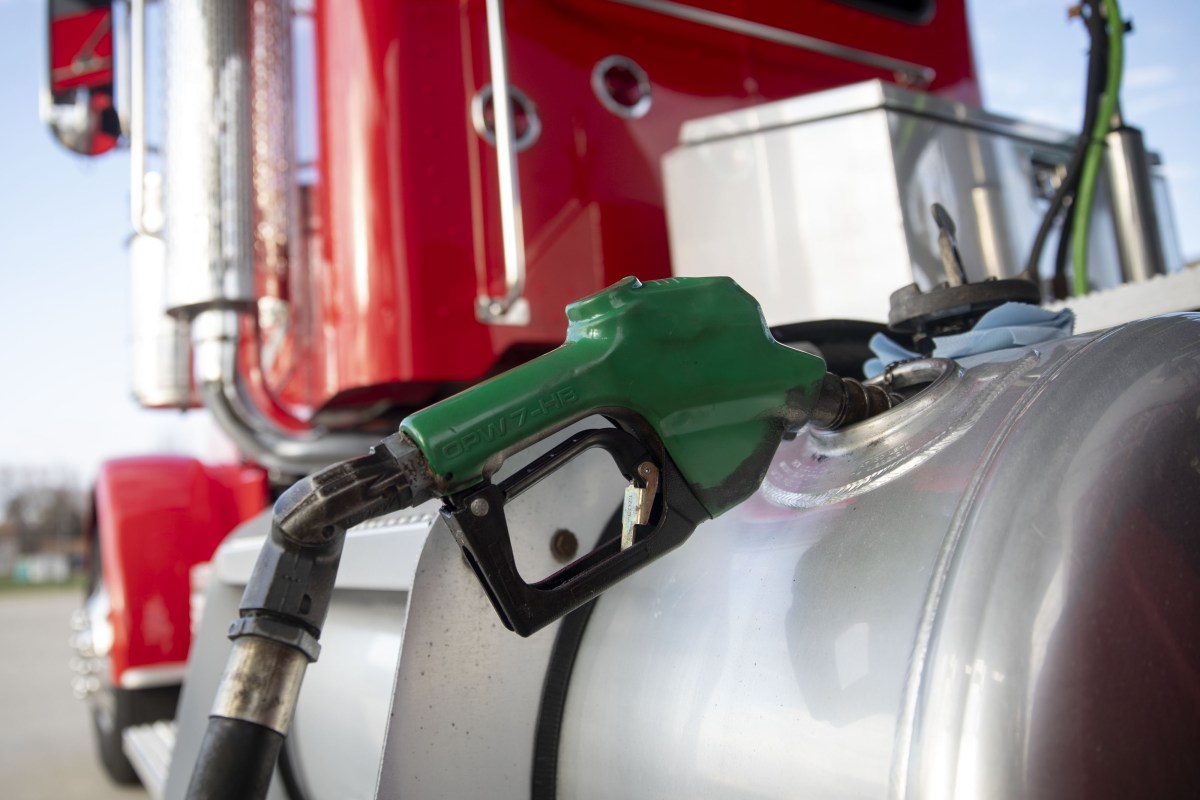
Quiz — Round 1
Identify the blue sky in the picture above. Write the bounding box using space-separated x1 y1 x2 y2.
0 0 1196 479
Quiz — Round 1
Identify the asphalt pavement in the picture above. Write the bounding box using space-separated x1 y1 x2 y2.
0 588 148 800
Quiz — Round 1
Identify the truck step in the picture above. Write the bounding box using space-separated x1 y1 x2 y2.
123 720 176 800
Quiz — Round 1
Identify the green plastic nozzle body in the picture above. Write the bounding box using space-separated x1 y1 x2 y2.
400 276 826 517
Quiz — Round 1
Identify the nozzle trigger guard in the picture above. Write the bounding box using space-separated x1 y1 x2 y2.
442 427 709 637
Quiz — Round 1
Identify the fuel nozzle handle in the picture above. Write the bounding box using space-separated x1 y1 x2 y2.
402 276 828 517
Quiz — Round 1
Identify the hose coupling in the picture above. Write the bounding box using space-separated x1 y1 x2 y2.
809 372 901 430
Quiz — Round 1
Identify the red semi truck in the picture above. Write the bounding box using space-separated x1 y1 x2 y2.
48 1 1199 797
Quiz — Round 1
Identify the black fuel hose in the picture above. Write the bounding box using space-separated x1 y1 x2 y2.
184 434 435 800
186 718 283 800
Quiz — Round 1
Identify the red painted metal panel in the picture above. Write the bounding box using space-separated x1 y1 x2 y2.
48 7 114 93
94 457 268 684
274 0 977 412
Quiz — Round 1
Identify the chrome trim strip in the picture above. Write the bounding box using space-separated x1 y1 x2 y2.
604 0 935 87
477 0 531 325
120 662 189 690
129 0 155 235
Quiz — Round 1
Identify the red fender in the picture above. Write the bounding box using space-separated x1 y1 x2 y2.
93 456 268 688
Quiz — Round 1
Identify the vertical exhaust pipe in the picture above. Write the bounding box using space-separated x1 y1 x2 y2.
162 0 255 315
161 0 374 475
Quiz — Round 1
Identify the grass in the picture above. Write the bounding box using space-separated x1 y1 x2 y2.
0 574 86 594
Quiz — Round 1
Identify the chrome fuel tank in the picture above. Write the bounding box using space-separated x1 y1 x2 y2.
381 314 1200 798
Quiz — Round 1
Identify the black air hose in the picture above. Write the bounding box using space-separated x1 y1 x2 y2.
1023 0 1108 295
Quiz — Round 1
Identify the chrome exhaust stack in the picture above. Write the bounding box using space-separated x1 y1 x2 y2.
191 310 378 475
162 0 254 315
156 0 373 475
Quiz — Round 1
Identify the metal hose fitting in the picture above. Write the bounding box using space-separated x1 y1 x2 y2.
809 372 902 430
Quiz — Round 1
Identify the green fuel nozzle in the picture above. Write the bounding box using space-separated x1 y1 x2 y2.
189 276 879 799
404 275 827 516
399 276 828 635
